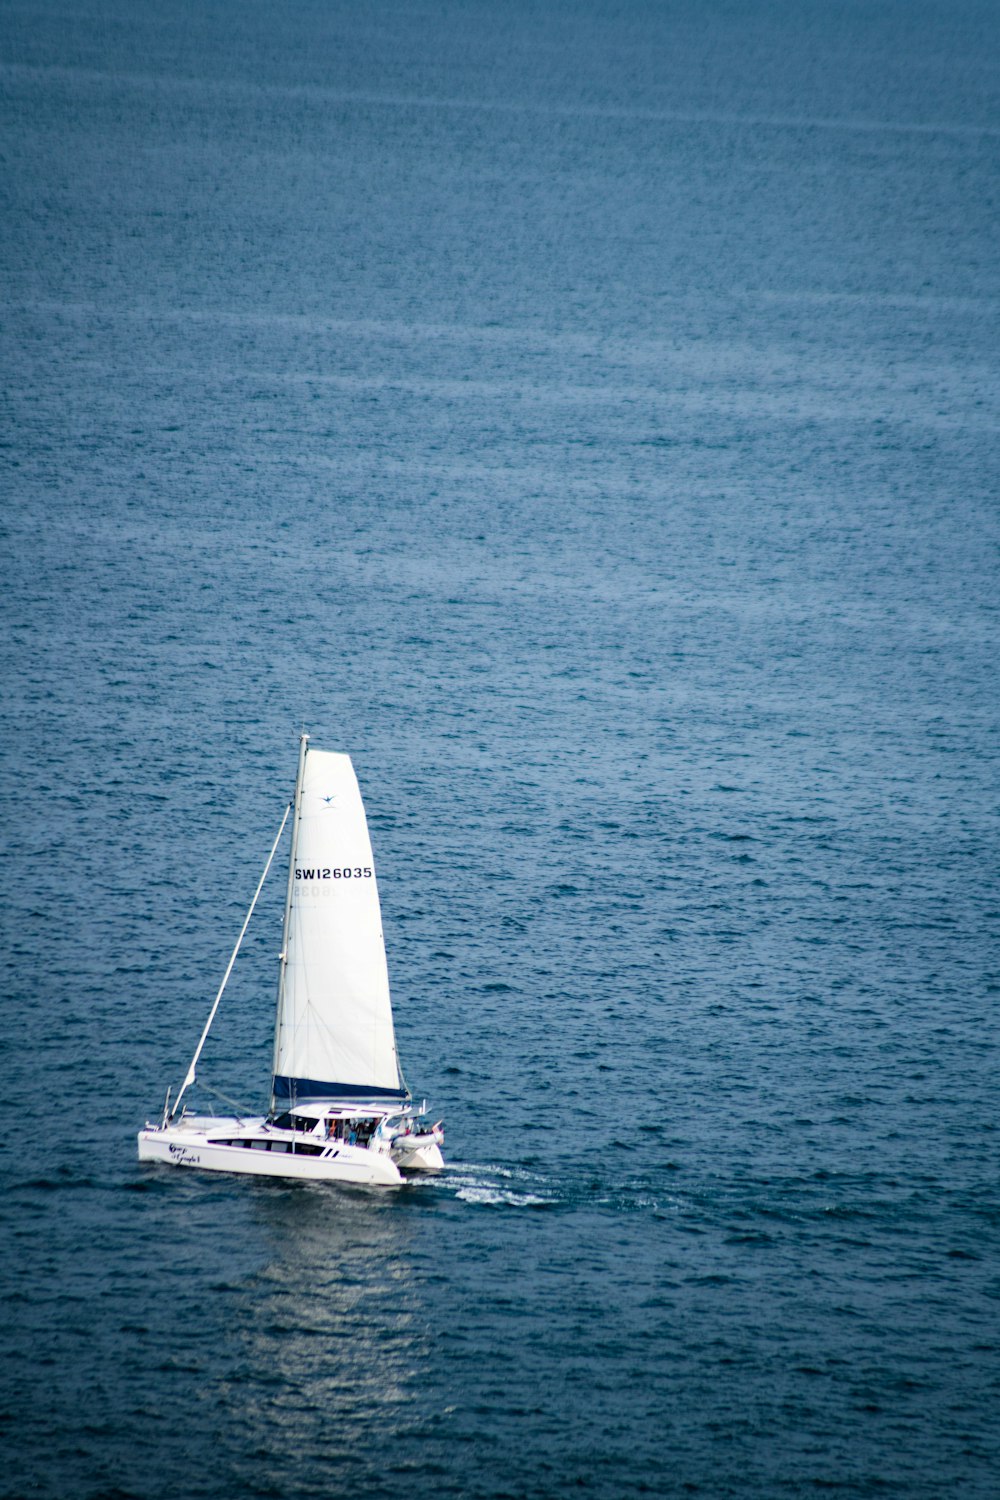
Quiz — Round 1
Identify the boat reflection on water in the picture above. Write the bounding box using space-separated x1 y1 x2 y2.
220 1182 436 1489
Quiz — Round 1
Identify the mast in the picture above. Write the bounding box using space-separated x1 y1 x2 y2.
270 731 309 1113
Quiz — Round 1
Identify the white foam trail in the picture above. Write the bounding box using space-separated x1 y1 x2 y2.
436 1161 556 1208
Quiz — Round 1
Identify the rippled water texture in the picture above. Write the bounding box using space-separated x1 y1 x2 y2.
2 1 999 1496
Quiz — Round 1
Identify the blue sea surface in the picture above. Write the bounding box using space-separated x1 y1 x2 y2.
2 1 999 1496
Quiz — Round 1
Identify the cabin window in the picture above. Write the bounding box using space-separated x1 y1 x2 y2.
272 1112 315 1133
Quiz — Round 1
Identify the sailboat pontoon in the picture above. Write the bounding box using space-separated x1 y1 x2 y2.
138 735 444 1185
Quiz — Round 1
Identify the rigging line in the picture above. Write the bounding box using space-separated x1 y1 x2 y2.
170 801 292 1120
199 1081 254 1120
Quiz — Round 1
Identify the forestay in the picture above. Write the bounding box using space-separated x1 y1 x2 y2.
271 747 407 1107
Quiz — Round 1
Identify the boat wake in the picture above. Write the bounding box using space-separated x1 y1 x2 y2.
437 1161 557 1209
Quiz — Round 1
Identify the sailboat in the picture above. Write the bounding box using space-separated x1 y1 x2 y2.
138 735 444 1185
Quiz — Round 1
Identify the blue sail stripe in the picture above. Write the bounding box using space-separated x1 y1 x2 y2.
272 1073 409 1106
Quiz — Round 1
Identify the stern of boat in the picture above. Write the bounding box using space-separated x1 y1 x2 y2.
390 1130 445 1173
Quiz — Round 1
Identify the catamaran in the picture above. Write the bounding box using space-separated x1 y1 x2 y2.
138 735 444 1185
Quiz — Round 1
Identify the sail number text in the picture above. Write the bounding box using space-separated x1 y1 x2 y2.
295 866 373 880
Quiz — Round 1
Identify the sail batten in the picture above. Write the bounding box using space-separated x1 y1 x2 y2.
271 747 407 1107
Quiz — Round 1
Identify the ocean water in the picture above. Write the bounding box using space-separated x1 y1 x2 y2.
2 0 999 1496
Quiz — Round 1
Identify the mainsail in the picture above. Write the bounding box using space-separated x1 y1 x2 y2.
271 743 407 1107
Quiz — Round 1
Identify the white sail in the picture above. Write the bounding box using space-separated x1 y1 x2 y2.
271 747 407 1107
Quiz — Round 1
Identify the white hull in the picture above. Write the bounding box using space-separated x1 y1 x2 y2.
138 1116 404 1186
391 1138 445 1172
138 1110 444 1185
